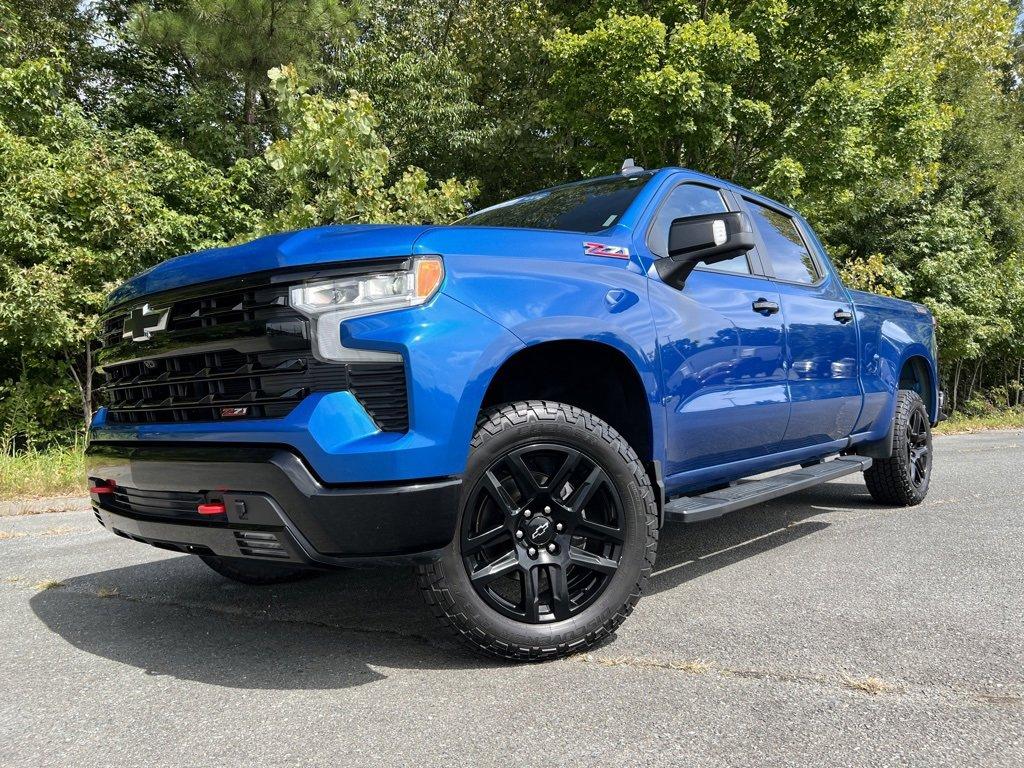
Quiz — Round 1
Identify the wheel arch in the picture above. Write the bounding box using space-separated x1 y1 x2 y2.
899 353 938 424
479 339 657 466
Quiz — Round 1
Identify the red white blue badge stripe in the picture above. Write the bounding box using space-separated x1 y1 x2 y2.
583 242 630 259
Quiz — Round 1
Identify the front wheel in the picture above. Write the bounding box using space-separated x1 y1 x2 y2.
416 401 659 661
863 389 933 506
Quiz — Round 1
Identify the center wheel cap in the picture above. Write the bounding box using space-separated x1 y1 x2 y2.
525 515 555 546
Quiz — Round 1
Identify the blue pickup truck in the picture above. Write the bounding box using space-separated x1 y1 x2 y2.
86 164 942 660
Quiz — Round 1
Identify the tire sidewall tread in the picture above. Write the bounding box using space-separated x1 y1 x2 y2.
864 389 932 506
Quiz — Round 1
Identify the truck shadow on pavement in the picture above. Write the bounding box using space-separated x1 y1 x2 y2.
29 479 874 690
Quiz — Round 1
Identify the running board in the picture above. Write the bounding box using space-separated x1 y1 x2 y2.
663 456 873 524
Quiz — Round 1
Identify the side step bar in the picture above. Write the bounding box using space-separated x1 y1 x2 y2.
663 456 873 524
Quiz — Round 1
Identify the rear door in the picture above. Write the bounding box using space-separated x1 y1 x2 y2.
740 197 862 450
645 182 789 477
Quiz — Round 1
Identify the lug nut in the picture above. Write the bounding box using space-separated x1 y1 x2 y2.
527 547 537 558
515 530 524 539
555 523 564 532
524 509 532 518
544 506 551 514
547 543 557 553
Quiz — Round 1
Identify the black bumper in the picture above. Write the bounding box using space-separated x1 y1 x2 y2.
86 443 461 567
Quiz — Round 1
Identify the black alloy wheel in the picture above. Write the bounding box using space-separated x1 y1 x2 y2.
417 401 658 661
461 442 625 624
906 407 931 488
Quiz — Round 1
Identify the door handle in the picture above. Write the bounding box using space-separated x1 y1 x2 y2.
833 308 854 324
752 298 780 315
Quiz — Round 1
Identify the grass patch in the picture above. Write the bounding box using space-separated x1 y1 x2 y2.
96 586 119 598
0 446 86 500
0 530 27 540
33 579 65 591
935 409 1024 435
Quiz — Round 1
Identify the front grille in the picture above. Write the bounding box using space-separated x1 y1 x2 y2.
98 270 410 431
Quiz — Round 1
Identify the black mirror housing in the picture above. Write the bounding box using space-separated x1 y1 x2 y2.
655 211 756 288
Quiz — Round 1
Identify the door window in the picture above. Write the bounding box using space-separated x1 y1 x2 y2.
745 201 820 284
648 184 751 275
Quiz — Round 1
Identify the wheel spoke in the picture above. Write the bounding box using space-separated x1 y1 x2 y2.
568 546 619 576
545 449 581 497
481 470 518 517
549 564 572 620
522 566 541 623
505 451 541 499
463 524 508 555
576 516 625 543
568 465 610 515
470 550 519 585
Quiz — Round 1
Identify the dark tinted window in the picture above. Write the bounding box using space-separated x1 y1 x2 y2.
648 184 749 274
746 201 819 284
457 174 652 233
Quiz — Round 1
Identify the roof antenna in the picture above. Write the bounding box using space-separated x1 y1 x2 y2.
620 158 645 176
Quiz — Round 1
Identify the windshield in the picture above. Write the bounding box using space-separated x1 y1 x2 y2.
456 173 653 233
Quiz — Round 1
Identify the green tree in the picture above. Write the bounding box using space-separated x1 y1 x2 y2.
259 65 477 232
129 0 360 158
326 0 554 205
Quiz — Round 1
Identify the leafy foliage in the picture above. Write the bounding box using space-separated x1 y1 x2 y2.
260 65 475 233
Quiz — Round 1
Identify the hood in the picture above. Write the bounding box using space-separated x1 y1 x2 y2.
107 224 434 308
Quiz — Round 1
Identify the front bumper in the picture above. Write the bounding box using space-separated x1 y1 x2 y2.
86 443 461 566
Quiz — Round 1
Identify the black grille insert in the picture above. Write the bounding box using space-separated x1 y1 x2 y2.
99 274 410 431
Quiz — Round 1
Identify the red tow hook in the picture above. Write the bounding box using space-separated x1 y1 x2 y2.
197 501 227 516
89 480 116 495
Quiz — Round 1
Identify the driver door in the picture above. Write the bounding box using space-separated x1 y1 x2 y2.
645 182 789 479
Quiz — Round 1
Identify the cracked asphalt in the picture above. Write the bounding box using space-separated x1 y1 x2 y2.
0 431 1021 767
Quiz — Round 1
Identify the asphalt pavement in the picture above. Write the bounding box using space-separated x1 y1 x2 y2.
0 431 1021 767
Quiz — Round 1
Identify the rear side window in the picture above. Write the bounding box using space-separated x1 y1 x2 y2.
746 200 820 284
648 184 750 274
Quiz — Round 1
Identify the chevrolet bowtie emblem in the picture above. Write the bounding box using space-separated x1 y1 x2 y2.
122 303 170 342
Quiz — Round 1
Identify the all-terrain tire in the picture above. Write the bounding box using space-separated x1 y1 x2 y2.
199 555 320 585
416 400 659 662
864 389 933 506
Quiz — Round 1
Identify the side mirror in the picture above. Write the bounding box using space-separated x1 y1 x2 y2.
655 211 756 288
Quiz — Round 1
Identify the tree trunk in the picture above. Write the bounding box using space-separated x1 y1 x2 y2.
952 359 963 413
966 359 980 402
66 342 93 430
1011 360 1019 409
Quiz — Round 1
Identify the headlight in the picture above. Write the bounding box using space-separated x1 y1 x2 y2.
289 256 444 361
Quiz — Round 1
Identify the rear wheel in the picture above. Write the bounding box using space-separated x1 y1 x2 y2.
199 555 320 585
864 389 933 506
416 401 658 661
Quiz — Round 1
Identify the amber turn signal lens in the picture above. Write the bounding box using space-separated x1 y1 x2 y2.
415 257 444 299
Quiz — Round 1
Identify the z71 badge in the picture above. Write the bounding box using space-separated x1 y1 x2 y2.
583 242 630 259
